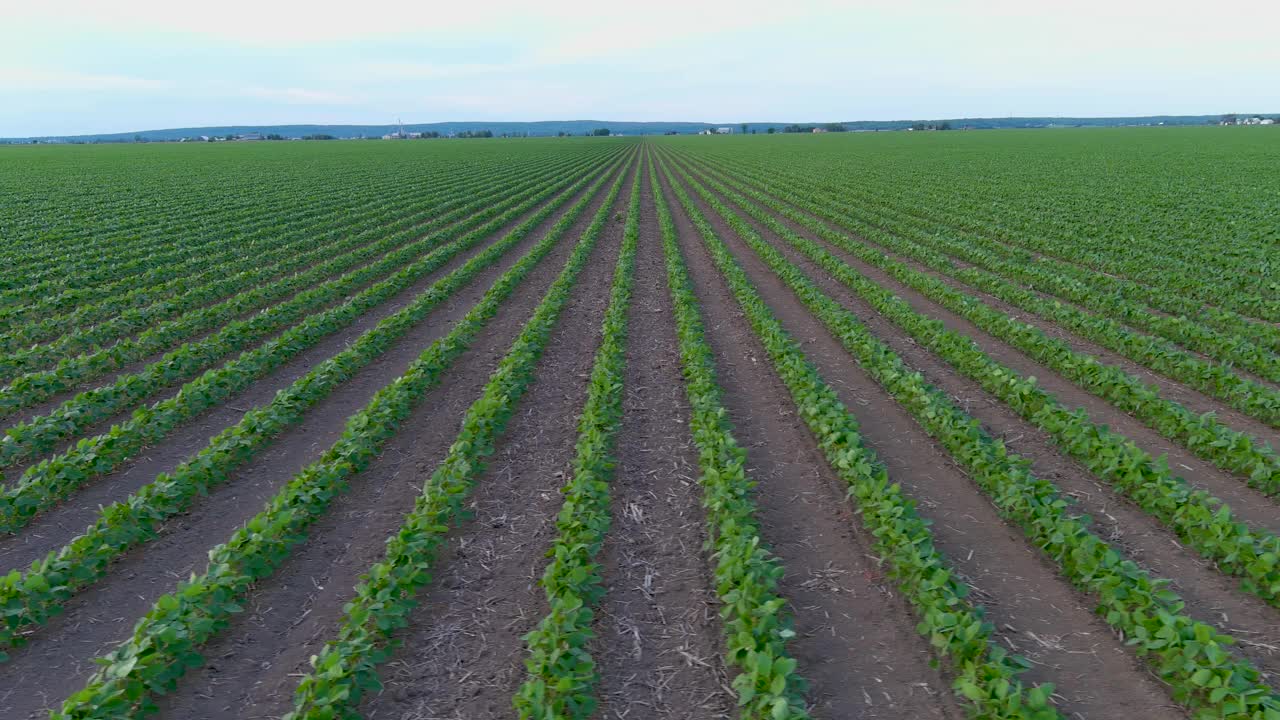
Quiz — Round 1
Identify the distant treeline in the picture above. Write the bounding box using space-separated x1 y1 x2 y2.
6 114 1277 144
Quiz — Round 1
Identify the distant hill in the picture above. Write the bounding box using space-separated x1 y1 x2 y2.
8 120 722 143
2 115 1260 143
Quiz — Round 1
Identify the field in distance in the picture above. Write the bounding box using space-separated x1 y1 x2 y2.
0 128 1278 719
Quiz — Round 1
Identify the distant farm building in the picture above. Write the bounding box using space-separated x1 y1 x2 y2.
715 127 733 134
1220 115 1277 126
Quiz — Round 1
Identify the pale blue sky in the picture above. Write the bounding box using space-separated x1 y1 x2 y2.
3 0 1278 137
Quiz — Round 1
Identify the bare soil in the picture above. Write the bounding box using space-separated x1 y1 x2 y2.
356 161 633 720
591 161 736 720
657 164 974 719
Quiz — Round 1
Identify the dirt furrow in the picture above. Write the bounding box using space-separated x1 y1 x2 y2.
592 161 737 720
0 161 625 720
656 166 972 720
353 167 633 720
151 161 636 720
663 165 1181 720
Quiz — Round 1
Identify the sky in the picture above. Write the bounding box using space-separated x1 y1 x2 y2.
3 0 1279 137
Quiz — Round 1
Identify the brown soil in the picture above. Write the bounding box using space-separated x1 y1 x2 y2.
591 160 737 720
660 159 1182 720
656 164 974 719
0 159 625 720
353 160 634 720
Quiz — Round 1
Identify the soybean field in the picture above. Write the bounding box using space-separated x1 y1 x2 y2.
1 128 1279 720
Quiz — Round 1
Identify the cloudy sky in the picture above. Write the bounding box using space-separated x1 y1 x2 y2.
3 0 1278 136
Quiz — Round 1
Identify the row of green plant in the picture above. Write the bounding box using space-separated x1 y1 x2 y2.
0 157 620 530
877 175 1280 322
678 156 1280 608
282 156 633 720
660 155 1059 712
48 152 635 719
697 155 1280 430
667 157 1280 720
504 159 634 712
0 150 592 365
0 150 535 313
803 159 1280 329
689 143 1280 351
512 159 640 719
811 170 1280 392
662 155 1060 719
1 159 385 272
650 155 810 720
789 169 1280 380
833 176 1280 361
0 154 629 655
731 140 1280 321
0 156 597 470
0 163 406 326
679 155 1280 495
0 150 610 396
1 147 613 338
0 160 381 283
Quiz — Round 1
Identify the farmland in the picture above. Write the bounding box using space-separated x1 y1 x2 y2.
0 128 1278 720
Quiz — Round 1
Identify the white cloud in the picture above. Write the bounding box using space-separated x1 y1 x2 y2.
0 67 170 91
244 86 357 104
356 61 516 79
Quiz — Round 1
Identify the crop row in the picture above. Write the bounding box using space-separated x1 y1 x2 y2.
0 149 593 363
666 154 1280 720
679 155 1280 495
660 155 1058 719
0 148 613 353
0 146 611 331
845 184 1280 364
0 158 378 275
0 150 501 295
283 154 632 719
675 155 1280 607
697 154 1280 430
0 147 608 424
512 159 640 718
49 151 634 719
0 161 404 318
0 153 629 655
750 140 1280 320
0 154 621 531
693 144 1280 345
650 154 809 720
